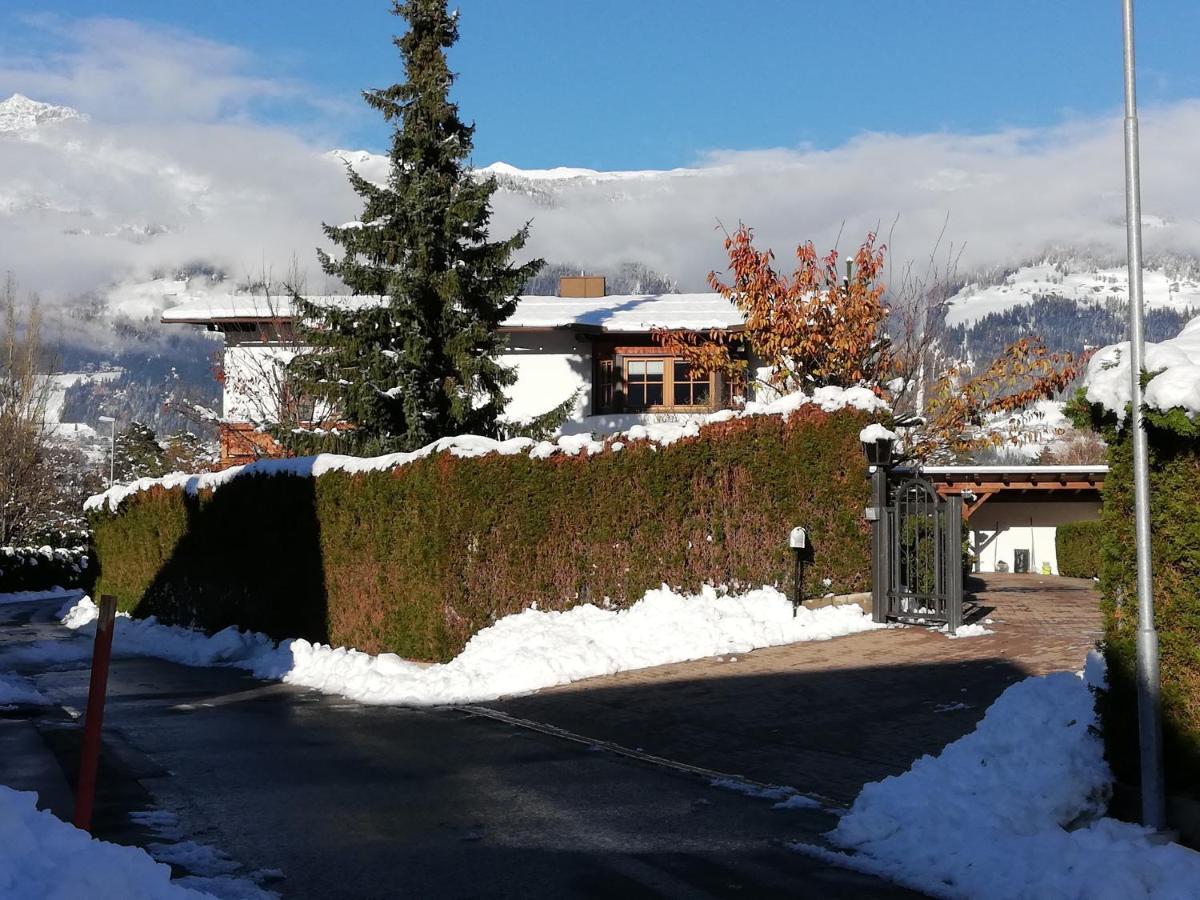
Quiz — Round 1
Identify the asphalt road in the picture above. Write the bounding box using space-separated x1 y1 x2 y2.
1 598 920 899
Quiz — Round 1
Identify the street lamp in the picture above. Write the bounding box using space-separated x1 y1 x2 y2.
98 416 116 488
860 423 897 468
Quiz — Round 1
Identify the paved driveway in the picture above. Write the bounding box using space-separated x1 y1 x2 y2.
487 574 1102 803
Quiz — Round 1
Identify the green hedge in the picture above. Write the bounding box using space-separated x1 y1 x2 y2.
1055 520 1104 579
1074 394 1200 805
89 408 874 662
0 546 93 594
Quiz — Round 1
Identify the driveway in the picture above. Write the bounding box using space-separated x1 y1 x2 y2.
487 574 1103 803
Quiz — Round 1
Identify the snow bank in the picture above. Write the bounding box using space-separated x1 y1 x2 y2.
825 652 1200 899
0 785 206 898
85 387 889 512
0 671 48 706
0 587 85 607
58 586 883 707
1085 315 1200 420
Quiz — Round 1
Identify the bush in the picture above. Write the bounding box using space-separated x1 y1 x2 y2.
1056 520 1104 579
1074 392 1200 804
0 545 93 594
89 408 874 661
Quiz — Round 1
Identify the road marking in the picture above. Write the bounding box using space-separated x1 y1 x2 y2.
454 704 839 810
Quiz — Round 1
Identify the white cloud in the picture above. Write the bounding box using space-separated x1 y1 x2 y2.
3 15 1200 308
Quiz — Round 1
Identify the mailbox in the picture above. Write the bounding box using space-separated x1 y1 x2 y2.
789 526 807 550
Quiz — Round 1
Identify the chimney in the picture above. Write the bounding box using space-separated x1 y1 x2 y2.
558 275 606 298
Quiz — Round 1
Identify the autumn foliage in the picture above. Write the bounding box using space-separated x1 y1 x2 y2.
653 225 890 393
915 338 1084 461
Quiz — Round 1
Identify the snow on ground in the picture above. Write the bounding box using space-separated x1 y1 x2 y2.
1086 314 1200 421
0 671 49 706
85 387 888 512
945 262 1200 328
0 785 207 899
42 586 883 707
804 650 1200 899
0 587 85 607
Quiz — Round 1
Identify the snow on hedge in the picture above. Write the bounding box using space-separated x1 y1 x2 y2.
85 386 888 513
821 652 1200 898
0 785 206 899
1085 314 1200 420
52 586 883 706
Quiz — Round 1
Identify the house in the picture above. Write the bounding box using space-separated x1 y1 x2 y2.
161 276 750 466
925 464 1106 575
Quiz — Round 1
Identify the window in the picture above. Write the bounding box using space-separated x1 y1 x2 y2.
625 358 665 408
672 360 710 408
598 358 616 411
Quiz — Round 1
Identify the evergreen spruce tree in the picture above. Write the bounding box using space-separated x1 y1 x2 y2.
114 422 167 481
285 0 541 455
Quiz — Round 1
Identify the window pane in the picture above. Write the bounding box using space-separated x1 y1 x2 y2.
674 383 691 406
629 384 645 407
694 382 710 405
674 360 692 382
646 384 663 405
646 360 664 376
628 360 645 376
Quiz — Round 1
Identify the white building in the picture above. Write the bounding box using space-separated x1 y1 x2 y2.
925 465 1105 576
160 277 749 465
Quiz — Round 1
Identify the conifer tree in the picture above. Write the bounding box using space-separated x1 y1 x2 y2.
285 0 541 454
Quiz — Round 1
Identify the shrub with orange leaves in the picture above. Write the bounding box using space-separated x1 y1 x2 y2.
652 224 890 393
913 338 1085 461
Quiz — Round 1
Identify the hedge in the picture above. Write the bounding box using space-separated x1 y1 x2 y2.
1055 520 1104 579
89 408 873 662
0 546 93 594
1074 394 1200 805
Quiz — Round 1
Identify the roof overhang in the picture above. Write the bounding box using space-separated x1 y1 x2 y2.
923 465 1107 520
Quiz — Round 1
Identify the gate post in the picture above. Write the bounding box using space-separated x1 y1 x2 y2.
870 465 889 623
945 494 964 634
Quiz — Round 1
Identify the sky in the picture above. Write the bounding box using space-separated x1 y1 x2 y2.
3 1 1200 170
4 2 1200 302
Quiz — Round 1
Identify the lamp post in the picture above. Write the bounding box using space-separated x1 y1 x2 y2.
1120 0 1166 831
98 416 116 488
862 429 897 624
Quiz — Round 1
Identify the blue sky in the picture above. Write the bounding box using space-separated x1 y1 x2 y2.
2 1 1199 171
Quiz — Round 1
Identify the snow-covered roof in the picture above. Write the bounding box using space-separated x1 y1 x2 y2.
921 465 1108 476
160 295 384 324
161 293 744 334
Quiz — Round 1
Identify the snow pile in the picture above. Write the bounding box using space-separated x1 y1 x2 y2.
859 423 899 444
58 586 883 707
1085 315 1200 420
826 653 1200 899
0 785 206 898
0 671 48 706
86 387 889 512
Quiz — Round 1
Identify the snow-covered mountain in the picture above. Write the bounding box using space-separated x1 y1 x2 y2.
0 94 88 133
946 257 1200 327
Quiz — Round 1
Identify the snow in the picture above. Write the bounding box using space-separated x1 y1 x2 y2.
53 585 884 707
859 423 898 444
0 588 86 607
819 651 1200 899
161 291 743 333
0 785 207 899
0 672 48 706
945 261 1200 328
504 293 742 332
0 94 87 133
86 387 888 512
1085 315 1200 419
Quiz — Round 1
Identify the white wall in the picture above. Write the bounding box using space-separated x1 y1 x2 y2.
499 331 592 423
969 498 1101 576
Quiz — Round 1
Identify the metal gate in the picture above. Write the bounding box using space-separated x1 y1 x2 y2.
880 475 964 632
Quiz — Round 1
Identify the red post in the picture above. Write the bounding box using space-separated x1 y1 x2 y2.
73 594 118 832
